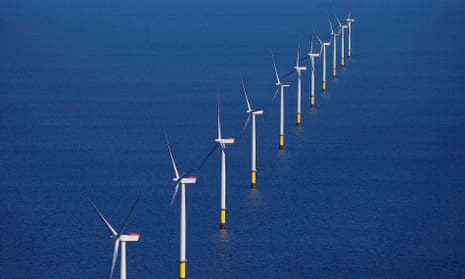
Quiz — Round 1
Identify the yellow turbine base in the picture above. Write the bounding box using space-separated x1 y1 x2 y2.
179 261 186 279
251 170 256 188
341 58 345 67
296 113 301 126
348 49 351 57
311 96 315 107
332 68 336 77
322 81 326 91
279 134 284 149
220 209 226 230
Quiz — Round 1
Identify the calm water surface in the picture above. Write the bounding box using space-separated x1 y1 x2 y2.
1 0 464 278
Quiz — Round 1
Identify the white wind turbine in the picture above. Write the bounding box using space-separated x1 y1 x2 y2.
293 44 307 126
329 17 339 78
272 54 291 150
336 15 348 67
315 33 331 91
346 10 355 58
214 100 234 229
166 136 197 279
307 37 321 107
241 77 264 189
88 198 140 279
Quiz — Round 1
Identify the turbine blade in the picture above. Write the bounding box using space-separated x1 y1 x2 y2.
315 33 323 44
170 183 180 207
110 239 120 279
295 44 300 67
271 53 281 84
118 196 140 235
88 199 118 237
347 9 352 19
310 36 314 54
272 86 280 101
328 16 334 34
242 114 251 133
165 134 180 179
335 15 341 27
282 68 295 79
217 98 222 140
241 75 252 112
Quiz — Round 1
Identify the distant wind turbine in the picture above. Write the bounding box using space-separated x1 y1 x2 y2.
307 37 321 107
88 198 140 279
315 33 331 91
336 15 348 67
329 17 339 78
214 100 234 229
241 77 264 189
166 135 197 279
293 44 307 126
346 10 355 57
272 54 291 150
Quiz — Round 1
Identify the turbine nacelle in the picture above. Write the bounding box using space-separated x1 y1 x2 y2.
215 138 235 144
346 18 355 22
323 42 331 46
294 65 307 71
276 81 291 87
249 109 264 115
119 232 140 242
308 53 320 58
181 176 197 184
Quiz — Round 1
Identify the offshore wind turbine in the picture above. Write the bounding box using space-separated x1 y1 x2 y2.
315 33 331 91
346 10 355 57
293 44 307 126
166 136 197 279
272 54 291 150
214 100 234 229
88 198 140 279
241 77 264 189
329 17 339 78
336 15 348 67
307 37 321 107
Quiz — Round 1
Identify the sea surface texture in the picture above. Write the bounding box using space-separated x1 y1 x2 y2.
1 0 464 278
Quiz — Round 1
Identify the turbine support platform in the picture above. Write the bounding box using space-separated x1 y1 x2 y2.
322 81 326 91
251 170 256 189
341 58 345 67
219 209 226 230
279 134 284 150
311 96 315 107
348 50 351 57
179 261 186 279
296 113 301 126
332 68 336 78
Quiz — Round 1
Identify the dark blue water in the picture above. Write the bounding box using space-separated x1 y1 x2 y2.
1 0 464 278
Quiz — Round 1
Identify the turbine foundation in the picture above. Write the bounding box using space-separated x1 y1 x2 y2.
332 68 336 78
348 49 351 57
322 81 326 91
219 209 226 230
279 134 284 150
341 58 345 67
296 113 301 126
311 96 315 107
251 170 256 189
179 261 186 279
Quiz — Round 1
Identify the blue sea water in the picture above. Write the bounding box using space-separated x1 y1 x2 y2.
1 0 464 278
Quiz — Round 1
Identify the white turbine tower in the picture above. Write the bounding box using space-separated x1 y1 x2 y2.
315 33 331 91
329 17 339 78
166 136 197 279
336 15 348 67
214 100 234 229
307 37 321 107
346 10 355 58
88 198 140 279
241 77 264 189
293 45 307 126
272 54 291 150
